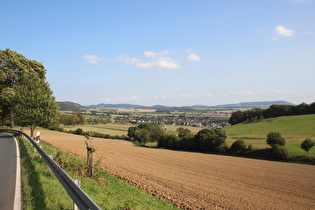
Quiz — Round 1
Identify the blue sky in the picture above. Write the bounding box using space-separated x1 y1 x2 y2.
1 0 314 106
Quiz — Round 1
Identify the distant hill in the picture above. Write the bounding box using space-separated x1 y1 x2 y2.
57 100 294 111
57 101 84 111
218 101 294 108
86 103 143 109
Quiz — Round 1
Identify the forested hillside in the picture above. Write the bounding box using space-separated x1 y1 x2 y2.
229 102 315 125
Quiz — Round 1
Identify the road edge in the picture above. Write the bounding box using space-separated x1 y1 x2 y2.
13 135 21 210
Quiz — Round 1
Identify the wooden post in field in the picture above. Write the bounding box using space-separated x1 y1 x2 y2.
89 152 94 177
85 132 96 177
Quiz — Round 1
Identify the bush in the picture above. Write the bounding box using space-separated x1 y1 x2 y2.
271 145 289 160
266 132 286 147
167 134 180 149
157 135 168 148
215 143 229 153
230 139 246 152
73 128 85 135
291 155 315 164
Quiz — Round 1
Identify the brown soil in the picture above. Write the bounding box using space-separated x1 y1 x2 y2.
34 130 315 209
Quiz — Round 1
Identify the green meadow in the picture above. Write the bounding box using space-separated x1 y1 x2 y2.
224 114 315 156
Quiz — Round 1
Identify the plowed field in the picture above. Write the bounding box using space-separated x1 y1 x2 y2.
35 130 315 209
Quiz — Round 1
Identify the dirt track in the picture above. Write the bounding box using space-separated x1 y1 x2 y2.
35 130 315 209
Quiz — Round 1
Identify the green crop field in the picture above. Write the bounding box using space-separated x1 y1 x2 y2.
62 123 131 136
224 114 315 156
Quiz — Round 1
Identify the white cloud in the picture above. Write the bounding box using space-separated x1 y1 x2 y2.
154 93 214 100
234 90 257 95
275 25 294 37
154 95 168 100
234 89 297 96
136 57 180 69
114 55 141 64
270 90 297 94
81 55 104 64
102 95 140 102
144 50 169 57
187 54 201 62
304 30 313 35
111 50 203 70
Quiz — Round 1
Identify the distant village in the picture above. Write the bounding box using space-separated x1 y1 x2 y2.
114 114 231 128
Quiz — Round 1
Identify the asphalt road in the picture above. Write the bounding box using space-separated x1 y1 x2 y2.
0 133 21 210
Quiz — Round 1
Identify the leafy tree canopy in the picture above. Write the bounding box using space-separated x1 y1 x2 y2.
301 138 315 155
14 72 59 136
0 49 47 127
266 132 286 147
195 128 227 152
0 48 46 87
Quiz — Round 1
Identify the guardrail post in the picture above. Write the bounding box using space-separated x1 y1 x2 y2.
73 179 81 210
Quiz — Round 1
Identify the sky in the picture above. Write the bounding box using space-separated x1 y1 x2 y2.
1 0 315 106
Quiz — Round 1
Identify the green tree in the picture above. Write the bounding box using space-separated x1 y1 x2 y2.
0 87 16 128
230 139 247 152
266 132 286 147
195 128 227 152
150 126 165 142
301 138 315 155
166 134 180 148
14 73 59 137
0 49 46 127
127 126 137 141
128 123 162 144
176 127 194 149
177 127 191 139
229 111 245 125
134 129 150 144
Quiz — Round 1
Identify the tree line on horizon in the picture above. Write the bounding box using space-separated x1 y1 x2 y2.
229 102 315 125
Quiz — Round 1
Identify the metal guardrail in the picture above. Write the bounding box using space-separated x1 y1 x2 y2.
0 129 102 210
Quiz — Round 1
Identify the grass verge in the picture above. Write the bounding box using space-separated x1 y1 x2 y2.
18 136 72 209
18 136 178 210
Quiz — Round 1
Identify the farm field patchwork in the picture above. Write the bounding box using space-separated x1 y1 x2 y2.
34 129 315 209
62 114 315 156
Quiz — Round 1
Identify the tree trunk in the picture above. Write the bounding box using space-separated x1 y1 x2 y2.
10 106 14 129
30 125 36 137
